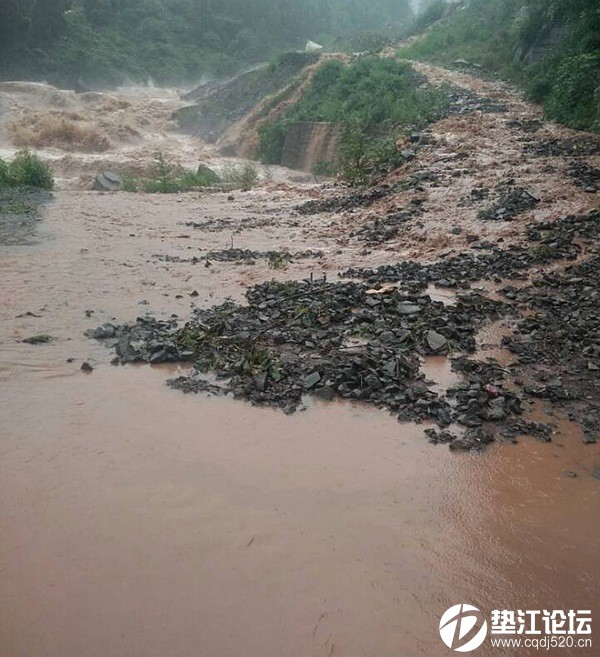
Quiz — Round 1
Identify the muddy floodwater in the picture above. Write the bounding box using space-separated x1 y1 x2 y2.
1 78 600 657
1 193 598 657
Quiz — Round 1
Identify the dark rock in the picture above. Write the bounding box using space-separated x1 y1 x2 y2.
93 171 121 192
425 330 447 353
88 323 116 339
116 335 141 363
397 302 422 315
315 386 335 401
22 334 53 344
303 372 322 389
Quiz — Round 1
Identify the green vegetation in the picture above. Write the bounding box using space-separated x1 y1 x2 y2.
122 154 259 193
123 156 221 193
0 150 54 190
401 0 600 132
408 1 448 35
258 57 448 183
267 252 290 269
0 201 35 215
221 163 260 191
0 0 413 87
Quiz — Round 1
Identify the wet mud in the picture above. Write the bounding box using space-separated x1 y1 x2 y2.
1 61 600 657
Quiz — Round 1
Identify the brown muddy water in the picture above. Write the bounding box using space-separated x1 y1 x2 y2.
1 194 598 657
1 82 599 657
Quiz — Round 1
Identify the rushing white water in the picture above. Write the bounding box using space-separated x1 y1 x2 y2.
0 81 307 189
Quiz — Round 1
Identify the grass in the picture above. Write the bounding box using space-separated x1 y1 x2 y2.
0 151 54 190
258 57 449 183
122 155 222 193
0 201 35 215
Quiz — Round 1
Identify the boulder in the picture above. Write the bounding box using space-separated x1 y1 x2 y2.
425 330 448 353
93 171 121 192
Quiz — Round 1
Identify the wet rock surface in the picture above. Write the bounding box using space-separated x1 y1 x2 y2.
87 206 600 450
90 278 517 433
569 161 600 194
351 207 421 244
525 137 600 158
477 183 540 221
296 186 392 215
501 248 600 444
343 211 590 289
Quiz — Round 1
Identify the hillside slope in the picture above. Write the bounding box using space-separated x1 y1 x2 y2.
400 0 600 133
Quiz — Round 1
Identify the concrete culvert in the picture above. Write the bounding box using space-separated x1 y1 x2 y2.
93 171 122 192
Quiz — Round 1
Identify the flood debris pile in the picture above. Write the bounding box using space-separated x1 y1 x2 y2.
502 251 600 443
477 183 540 221
89 278 524 442
441 85 508 116
296 186 392 215
459 187 490 207
351 207 422 244
185 216 275 232
506 118 542 133
87 209 599 450
153 249 322 266
204 248 323 264
569 162 599 194
343 212 584 289
152 249 323 268
525 137 600 158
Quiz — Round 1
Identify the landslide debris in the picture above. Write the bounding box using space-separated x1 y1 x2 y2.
89 278 516 432
175 53 320 142
502 252 600 444
343 210 589 289
87 201 600 450
477 183 540 221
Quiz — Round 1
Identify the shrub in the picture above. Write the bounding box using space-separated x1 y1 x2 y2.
122 154 221 193
0 159 8 186
258 121 288 165
258 57 449 183
1 151 54 190
544 53 600 131
222 163 259 190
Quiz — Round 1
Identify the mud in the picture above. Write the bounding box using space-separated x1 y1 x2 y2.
2 60 600 657
0 188 51 246
2 365 598 657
